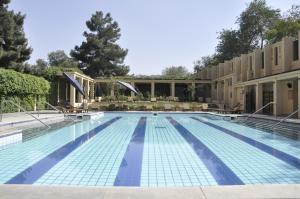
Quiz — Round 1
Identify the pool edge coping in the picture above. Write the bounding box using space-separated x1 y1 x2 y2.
0 184 300 199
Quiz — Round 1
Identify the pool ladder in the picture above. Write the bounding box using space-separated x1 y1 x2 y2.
271 108 300 130
243 102 276 122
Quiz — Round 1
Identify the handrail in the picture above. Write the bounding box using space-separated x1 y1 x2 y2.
45 102 62 113
0 100 50 128
44 102 77 123
271 108 300 130
244 102 275 122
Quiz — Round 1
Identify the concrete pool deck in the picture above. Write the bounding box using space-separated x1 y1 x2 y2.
0 185 300 199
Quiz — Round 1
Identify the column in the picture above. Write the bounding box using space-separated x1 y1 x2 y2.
70 75 76 107
171 82 175 98
151 82 155 98
34 95 37 111
57 79 60 103
241 86 246 111
131 82 135 97
273 80 280 117
224 80 228 105
90 82 95 101
255 83 263 112
86 80 90 101
216 82 219 102
232 87 237 106
65 81 69 101
110 83 114 97
298 77 300 118
78 78 83 103
298 31 300 61
191 82 196 101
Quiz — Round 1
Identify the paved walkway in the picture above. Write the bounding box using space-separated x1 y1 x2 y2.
0 185 300 199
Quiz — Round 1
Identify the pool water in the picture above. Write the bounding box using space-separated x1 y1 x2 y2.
1 112 300 187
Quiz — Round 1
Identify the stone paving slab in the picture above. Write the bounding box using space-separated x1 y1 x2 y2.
202 184 300 199
0 185 300 199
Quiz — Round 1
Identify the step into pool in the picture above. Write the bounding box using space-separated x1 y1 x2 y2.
1 112 300 187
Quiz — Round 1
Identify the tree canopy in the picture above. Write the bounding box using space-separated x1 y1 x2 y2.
266 5 300 43
193 55 218 74
0 0 32 70
194 1 297 77
237 0 280 50
215 29 241 63
48 50 78 68
162 66 190 79
71 11 129 78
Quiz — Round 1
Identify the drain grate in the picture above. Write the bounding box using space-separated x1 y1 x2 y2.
155 126 166 129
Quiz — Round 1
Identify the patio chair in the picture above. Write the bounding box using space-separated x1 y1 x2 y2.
145 104 153 111
207 103 223 112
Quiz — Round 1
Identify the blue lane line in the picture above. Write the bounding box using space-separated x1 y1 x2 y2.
191 117 300 170
167 117 243 185
114 117 147 186
5 117 121 184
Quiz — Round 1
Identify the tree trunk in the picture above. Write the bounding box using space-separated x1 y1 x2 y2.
260 34 264 49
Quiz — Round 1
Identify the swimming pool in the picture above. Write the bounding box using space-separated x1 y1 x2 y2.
1 112 300 187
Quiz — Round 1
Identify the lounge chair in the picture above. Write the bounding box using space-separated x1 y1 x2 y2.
145 104 153 111
164 104 173 111
206 103 221 112
218 103 242 114
150 98 157 102
127 97 134 102
182 103 192 111
202 103 209 111
66 105 83 113
193 104 202 111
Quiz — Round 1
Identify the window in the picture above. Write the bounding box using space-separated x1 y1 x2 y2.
293 40 299 61
274 47 278 65
261 52 265 69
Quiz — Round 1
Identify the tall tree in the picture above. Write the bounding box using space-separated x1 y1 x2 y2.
162 66 189 79
266 5 300 43
215 29 241 62
0 0 32 70
237 0 280 51
48 50 69 66
30 58 48 75
71 11 129 78
48 50 78 68
193 55 219 74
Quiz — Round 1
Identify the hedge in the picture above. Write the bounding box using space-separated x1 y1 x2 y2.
0 69 50 113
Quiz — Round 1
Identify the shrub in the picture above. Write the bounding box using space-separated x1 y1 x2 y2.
0 69 50 113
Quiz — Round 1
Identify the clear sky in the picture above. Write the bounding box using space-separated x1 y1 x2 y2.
9 0 298 75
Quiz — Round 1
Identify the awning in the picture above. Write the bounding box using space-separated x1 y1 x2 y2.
63 72 85 96
117 81 139 94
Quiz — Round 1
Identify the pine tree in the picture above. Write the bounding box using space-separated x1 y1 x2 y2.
71 11 129 78
0 0 32 70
